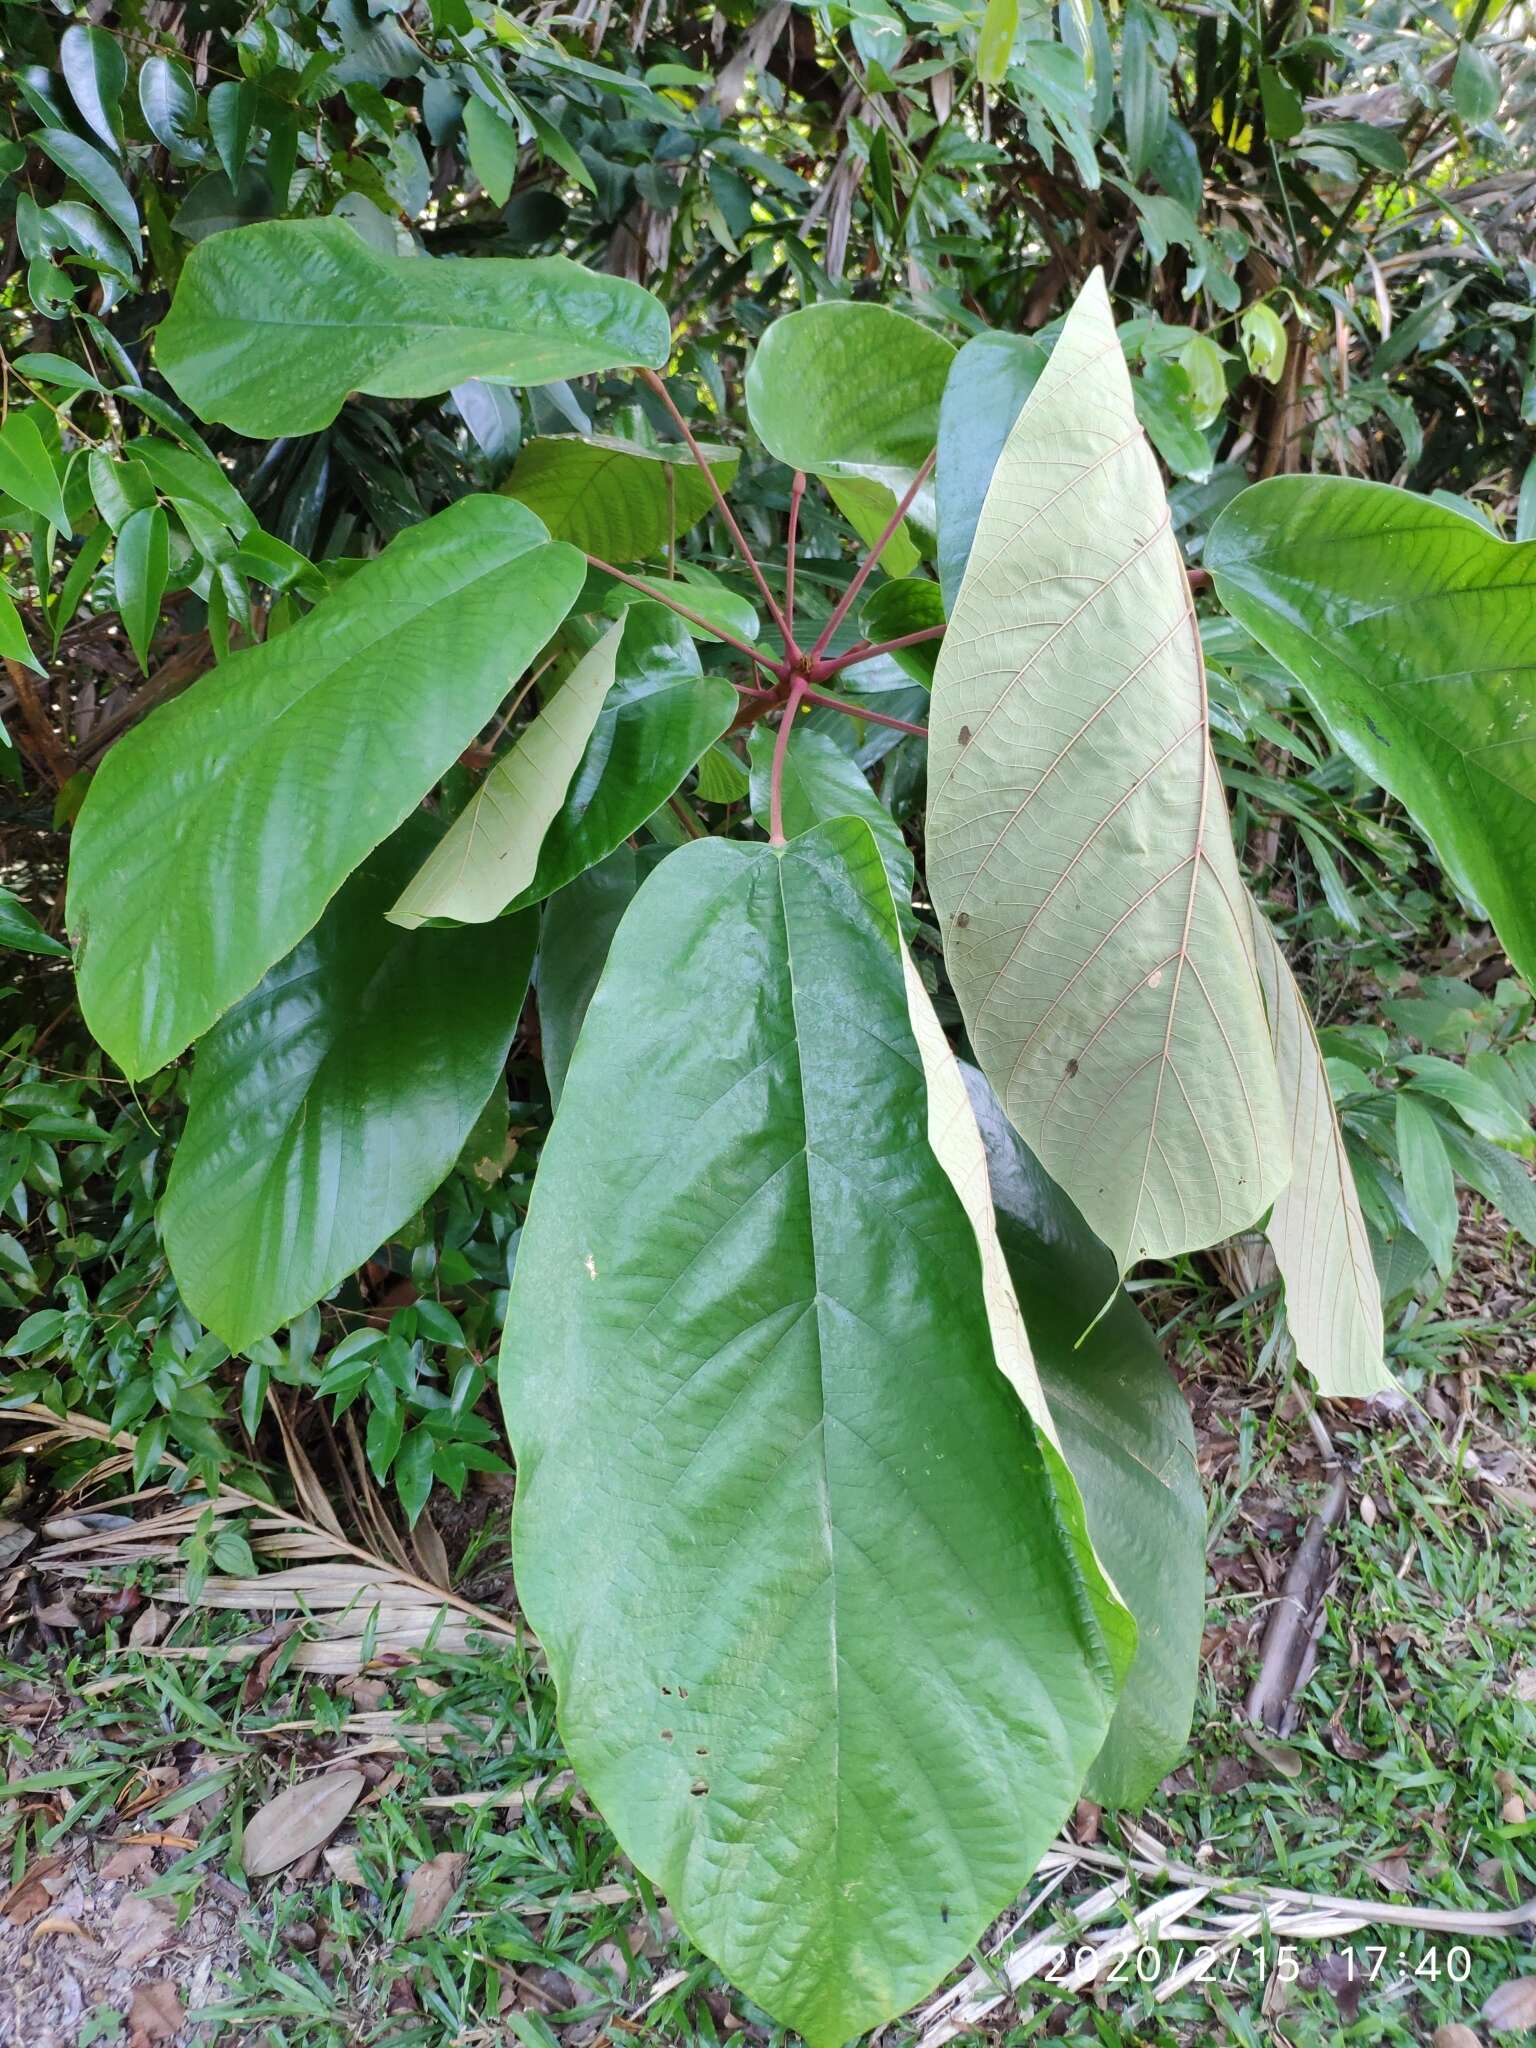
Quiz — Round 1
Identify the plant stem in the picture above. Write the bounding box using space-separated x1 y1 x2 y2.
802 688 927 737
818 623 947 679
807 450 937 663
768 674 810 845
640 367 799 657
785 471 806 636
584 553 769 674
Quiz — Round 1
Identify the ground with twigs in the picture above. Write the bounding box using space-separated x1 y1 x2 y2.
4 1234 1535 2048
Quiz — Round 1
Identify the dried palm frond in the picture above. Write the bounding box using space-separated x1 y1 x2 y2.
6 1403 519 1676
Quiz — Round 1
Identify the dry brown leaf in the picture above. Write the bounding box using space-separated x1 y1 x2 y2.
1514 1667 1536 1703
0 1520 35 1569
1365 1853 1416 1893
29 1914 91 1942
323 1845 368 1887
1 1854 63 1926
1484 1977 1536 2031
1433 2027 1483 2048
33 1597 82 1627
101 1844 157 1881
128 1977 184 2046
108 1892 176 1966
128 1603 169 1648
243 1771 364 1879
403 1851 466 1937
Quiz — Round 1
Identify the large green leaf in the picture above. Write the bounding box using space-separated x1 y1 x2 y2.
1207 478 1536 988
502 818 1131 2048
502 434 739 562
960 1063 1205 1810
156 217 671 438
746 302 953 558
391 606 732 928
746 722 914 907
1246 896 1390 1397
537 844 671 1108
936 329 1047 611
68 495 582 1079
926 271 1288 1270
162 823 535 1351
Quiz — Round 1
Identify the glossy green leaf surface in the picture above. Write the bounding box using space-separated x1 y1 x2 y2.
537 844 670 1108
162 823 535 1351
746 722 913 907
156 218 671 437
960 1063 1204 1810
936 329 1047 611
1208 477 1536 987
927 272 1288 1270
0 886 69 959
0 411 71 536
859 576 945 685
1246 896 1389 1397
503 818 1130 2048
746 301 953 556
502 434 739 562
68 495 582 1078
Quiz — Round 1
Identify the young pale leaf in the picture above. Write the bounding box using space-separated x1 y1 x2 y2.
501 434 739 562
1208 480 1536 988
503 819 1131 2048
1246 897 1390 1397
68 494 582 1079
960 1063 1204 1809
394 608 734 928
936 329 1047 611
1395 1091 1458 1276
162 823 535 1351
113 504 169 673
927 270 1288 1271
156 218 671 437
746 723 914 907
746 302 954 557
978 0 1020 83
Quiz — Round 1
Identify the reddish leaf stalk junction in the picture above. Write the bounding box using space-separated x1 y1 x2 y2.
609 370 940 845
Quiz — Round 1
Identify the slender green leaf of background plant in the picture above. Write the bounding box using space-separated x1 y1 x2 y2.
462 95 520 207
60 24 127 157
927 270 1288 1270
0 885 70 958
1399 1054 1532 1147
1245 896 1389 1397
32 128 141 248
746 301 953 560
112 504 168 673
501 434 739 562
959 1061 1204 1807
503 818 1130 2048
390 616 620 929
162 823 536 1350
1395 1091 1458 1277
538 844 671 1108
936 329 1047 611
1452 41 1501 127
68 495 582 1078
137 54 201 163
208 79 256 184
1208 478 1536 988
156 217 671 437
0 584 45 676
1432 1111 1536 1250
0 412 71 536
504 609 733 913
747 723 914 908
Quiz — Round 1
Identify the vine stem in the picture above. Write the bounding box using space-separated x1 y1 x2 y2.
640 367 799 658
802 689 927 737
768 674 810 845
807 450 937 664
818 623 947 679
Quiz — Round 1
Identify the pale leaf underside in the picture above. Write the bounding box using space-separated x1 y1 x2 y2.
1246 895 1391 1397
927 270 1287 1268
